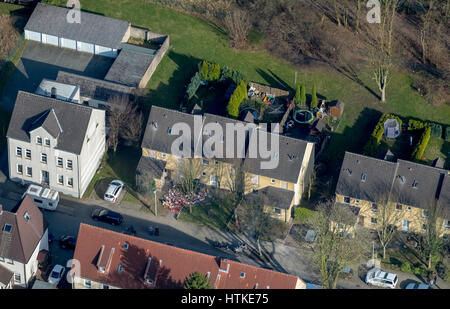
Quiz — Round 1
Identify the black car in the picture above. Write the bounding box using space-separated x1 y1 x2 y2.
59 235 76 250
91 209 123 226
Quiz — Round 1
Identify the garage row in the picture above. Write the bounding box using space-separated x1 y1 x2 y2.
24 30 118 58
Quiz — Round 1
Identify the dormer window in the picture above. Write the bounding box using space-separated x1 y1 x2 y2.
44 138 50 147
36 136 42 145
123 242 129 250
24 212 31 222
345 168 352 176
412 180 419 188
398 175 406 184
167 127 172 135
3 224 12 233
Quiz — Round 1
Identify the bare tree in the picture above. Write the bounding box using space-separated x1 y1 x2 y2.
224 7 251 49
369 0 399 102
308 200 370 289
235 195 275 257
176 158 202 213
373 201 402 259
418 0 436 64
106 95 143 152
417 200 446 270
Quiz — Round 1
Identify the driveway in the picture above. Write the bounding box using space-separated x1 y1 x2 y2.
1 41 114 111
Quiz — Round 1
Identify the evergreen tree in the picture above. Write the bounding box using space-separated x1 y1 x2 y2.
295 83 301 105
311 84 318 109
200 61 209 81
300 83 306 106
184 272 214 289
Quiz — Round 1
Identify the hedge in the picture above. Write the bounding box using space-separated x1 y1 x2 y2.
411 126 431 160
227 80 247 118
408 119 427 131
445 127 450 141
199 60 221 82
363 113 402 155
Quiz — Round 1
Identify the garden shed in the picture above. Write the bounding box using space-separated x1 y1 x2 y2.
384 118 400 139
328 100 344 119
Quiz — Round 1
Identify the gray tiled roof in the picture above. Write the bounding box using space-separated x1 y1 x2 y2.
141 106 201 156
336 152 398 204
243 133 309 183
56 71 134 102
336 152 450 217
0 196 48 264
247 187 295 210
7 91 93 155
105 46 156 87
28 109 63 139
24 3 130 49
391 160 446 211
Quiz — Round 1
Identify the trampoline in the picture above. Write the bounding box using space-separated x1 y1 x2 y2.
293 109 314 124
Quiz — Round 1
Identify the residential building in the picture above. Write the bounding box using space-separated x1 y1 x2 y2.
72 224 306 289
335 152 450 236
7 91 105 198
137 106 315 222
0 196 49 288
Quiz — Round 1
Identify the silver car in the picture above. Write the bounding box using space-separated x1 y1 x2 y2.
104 180 124 203
48 264 65 286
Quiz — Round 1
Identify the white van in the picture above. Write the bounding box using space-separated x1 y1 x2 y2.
22 185 59 211
365 268 398 289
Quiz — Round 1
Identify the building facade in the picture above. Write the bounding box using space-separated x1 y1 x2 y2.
7 91 105 198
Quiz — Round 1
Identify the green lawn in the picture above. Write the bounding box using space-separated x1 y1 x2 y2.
421 137 449 169
178 192 237 231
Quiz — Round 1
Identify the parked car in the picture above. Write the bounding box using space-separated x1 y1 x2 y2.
48 265 65 286
104 180 124 203
365 268 398 289
405 283 431 289
59 235 76 250
91 209 123 226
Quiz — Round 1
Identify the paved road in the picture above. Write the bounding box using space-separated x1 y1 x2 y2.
1 181 448 289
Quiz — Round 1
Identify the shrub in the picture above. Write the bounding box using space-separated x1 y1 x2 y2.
186 72 202 99
294 207 314 223
411 126 431 160
220 66 232 81
199 61 209 81
209 63 221 81
445 126 450 141
227 80 247 118
311 84 318 109
429 123 442 138
401 262 413 274
294 83 301 105
408 119 427 131
231 69 244 84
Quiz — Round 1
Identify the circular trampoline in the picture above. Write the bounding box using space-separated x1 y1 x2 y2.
293 109 314 124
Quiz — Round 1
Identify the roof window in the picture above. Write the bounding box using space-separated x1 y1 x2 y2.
361 173 367 181
3 224 12 233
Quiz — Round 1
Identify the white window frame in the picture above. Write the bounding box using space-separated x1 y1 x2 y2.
402 220 410 231
210 175 218 187
14 273 20 282
25 149 31 159
44 138 50 147
36 136 42 145
66 160 73 170
26 167 32 177
41 153 47 163
16 164 23 174
57 157 63 167
422 209 429 219
371 203 378 213
67 177 73 188
354 199 360 205
16 147 22 157
343 197 351 204
371 217 377 225
273 208 282 216
57 175 64 185
251 175 259 186
161 153 166 159
395 204 402 212
203 159 209 166
270 179 276 184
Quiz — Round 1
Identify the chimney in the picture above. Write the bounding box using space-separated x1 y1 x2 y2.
218 257 229 273
51 87 57 99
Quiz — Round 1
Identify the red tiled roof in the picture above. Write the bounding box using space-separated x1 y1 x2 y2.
73 224 304 289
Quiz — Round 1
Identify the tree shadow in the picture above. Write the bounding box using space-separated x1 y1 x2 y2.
255 68 290 92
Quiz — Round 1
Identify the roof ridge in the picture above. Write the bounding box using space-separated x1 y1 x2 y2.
344 151 398 165
397 159 449 172
19 91 93 113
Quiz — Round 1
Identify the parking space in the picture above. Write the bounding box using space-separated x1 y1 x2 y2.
1 41 115 110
